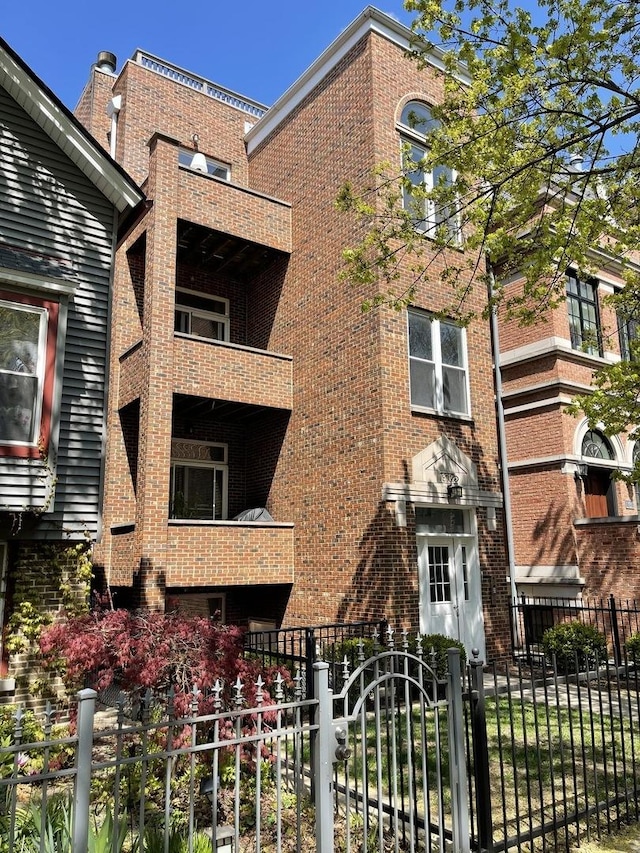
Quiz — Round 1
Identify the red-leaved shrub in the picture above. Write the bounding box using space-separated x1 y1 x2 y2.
40 606 287 716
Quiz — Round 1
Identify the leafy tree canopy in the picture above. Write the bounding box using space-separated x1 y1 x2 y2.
337 0 640 448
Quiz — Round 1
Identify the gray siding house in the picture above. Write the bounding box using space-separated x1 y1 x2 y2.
0 39 143 702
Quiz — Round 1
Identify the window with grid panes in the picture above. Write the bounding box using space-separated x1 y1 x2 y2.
566 272 601 356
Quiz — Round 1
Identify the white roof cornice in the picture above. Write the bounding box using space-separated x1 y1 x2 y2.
0 39 143 213
246 6 467 155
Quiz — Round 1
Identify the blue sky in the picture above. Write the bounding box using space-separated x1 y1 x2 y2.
2 1 413 112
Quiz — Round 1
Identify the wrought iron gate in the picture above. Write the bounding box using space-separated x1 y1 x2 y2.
313 643 470 853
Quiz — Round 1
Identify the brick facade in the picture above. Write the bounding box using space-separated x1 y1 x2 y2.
499 264 640 602
2 542 88 709
79 11 511 660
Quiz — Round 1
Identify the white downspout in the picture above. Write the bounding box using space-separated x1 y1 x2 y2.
487 262 521 648
106 95 122 160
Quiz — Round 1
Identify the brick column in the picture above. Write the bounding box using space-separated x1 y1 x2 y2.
134 133 180 609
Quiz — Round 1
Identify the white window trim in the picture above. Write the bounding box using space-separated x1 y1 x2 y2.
0 299 48 447
408 310 471 417
170 440 229 521
573 418 623 462
174 288 230 343
0 266 78 297
398 125 461 242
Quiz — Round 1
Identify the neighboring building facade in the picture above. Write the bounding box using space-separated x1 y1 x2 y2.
0 39 143 702
76 8 513 660
499 257 640 607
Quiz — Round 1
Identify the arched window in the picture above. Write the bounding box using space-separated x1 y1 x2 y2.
581 430 614 460
580 429 616 517
400 101 438 134
398 100 458 241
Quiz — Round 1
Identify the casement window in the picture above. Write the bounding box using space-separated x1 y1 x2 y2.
174 289 229 343
399 101 459 241
169 440 228 520
566 272 601 356
408 309 469 416
0 292 58 457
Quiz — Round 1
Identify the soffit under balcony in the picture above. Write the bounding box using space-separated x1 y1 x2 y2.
173 394 285 423
177 220 287 282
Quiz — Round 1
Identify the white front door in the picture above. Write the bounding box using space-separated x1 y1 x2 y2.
417 535 485 659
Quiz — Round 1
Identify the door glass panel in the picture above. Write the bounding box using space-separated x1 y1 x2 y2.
428 545 451 603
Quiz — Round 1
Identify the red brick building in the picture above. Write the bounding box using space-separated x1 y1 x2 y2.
77 9 512 660
499 255 640 608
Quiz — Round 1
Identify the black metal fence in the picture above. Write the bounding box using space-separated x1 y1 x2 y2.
513 595 640 666
466 652 640 852
243 618 387 697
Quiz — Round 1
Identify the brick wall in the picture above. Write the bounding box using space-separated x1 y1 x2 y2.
575 520 640 600
248 31 511 654
84 24 512 656
1 541 89 709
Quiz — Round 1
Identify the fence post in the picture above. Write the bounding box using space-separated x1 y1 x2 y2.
470 652 493 852
313 662 334 853
610 595 622 667
306 628 317 699
72 688 96 853
447 649 470 853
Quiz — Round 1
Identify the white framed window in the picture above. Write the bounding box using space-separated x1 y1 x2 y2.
408 309 470 416
0 299 49 447
169 440 228 520
178 149 230 181
174 289 229 343
398 101 459 241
